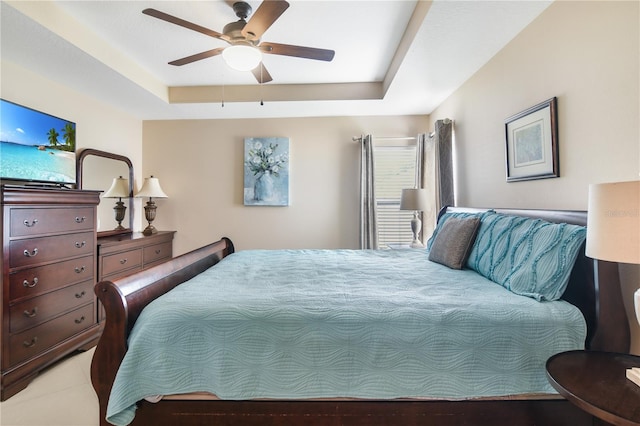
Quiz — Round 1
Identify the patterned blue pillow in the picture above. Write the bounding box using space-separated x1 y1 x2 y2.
466 212 586 301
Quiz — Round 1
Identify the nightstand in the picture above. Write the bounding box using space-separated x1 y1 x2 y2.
546 350 640 426
386 244 425 250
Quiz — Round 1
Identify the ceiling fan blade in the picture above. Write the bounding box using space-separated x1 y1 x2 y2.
143 8 229 42
260 42 335 62
169 48 225 66
242 1 289 40
251 63 273 84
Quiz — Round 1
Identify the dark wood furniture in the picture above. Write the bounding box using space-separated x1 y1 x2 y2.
96 231 174 322
76 148 134 238
1 185 102 400
546 351 640 426
91 207 630 426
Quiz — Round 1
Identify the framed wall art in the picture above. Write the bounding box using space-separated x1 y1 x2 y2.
244 137 290 206
505 97 558 182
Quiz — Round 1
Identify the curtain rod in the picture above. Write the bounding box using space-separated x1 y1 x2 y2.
351 118 452 142
351 136 417 142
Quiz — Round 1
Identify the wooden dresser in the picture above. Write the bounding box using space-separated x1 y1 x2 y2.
97 231 175 322
1 185 101 400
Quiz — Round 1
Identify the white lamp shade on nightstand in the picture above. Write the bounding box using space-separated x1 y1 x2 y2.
400 188 428 212
586 180 639 264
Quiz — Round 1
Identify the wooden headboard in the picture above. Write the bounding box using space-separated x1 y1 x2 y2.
441 206 630 353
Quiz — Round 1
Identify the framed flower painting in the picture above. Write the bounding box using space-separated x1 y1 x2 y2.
243 137 290 206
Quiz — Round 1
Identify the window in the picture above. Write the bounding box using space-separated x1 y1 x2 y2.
374 141 419 248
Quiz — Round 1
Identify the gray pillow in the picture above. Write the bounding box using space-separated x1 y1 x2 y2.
428 216 481 269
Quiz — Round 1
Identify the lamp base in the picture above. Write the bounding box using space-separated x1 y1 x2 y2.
143 199 158 236
410 211 423 249
142 225 158 236
635 288 640 326
113 200 127 231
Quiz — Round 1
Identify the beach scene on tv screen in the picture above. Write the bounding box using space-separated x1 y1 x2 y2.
0 100 76 184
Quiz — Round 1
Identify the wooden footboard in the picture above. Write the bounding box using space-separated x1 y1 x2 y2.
91 208 630 426
91 237 234 426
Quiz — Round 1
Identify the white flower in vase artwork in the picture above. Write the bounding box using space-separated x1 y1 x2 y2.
243 137 289 206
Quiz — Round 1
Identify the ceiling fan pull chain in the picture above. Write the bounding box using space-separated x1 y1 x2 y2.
260 64 264 106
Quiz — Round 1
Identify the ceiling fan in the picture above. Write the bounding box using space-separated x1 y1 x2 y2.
142 0 335 84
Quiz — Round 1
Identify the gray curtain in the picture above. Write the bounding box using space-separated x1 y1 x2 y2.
359 135 378 249
419 119 454 241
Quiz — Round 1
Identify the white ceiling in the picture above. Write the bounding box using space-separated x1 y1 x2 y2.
0 0 552 120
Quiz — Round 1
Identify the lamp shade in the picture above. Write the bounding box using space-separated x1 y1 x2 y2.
400 188 428 211
136 176 168 199
222 45 262 71
102 176 129 198
586 180 640 264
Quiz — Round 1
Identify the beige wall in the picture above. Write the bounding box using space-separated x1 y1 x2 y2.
142 115 428 254
429 1 640 353
0 60 145 231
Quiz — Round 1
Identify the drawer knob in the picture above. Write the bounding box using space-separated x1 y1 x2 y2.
155 249 161 255
75 216 86 223
23 307 38 318
75 241 86 249
75 316 86 324
75 291 86 299
120 258 128 265
23 277 39 288
74 266 86 274
23 248 38 257
23 337 38 348
23 219 38 227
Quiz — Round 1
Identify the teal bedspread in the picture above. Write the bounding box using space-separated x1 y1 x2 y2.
106 249 586 426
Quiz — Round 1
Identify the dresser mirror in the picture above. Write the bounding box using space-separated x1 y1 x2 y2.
76 148 134 237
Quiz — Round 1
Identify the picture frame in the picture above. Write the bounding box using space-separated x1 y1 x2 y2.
505 97 558 182
243 137 290 206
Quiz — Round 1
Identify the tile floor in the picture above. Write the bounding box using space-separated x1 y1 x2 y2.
0 348 99 426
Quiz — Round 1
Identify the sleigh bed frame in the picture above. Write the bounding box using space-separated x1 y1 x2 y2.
90 207 630 426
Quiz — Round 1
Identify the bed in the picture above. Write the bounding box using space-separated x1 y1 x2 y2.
91 207 630 426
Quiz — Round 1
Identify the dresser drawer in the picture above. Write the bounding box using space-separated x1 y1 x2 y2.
143 242 172 266
10 280 94 333
9 303 94 367
100 248 143 277
9 255 94 302
9 232 94 268
10 207 94 237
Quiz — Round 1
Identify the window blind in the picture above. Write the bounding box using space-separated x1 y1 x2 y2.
374 145 418 248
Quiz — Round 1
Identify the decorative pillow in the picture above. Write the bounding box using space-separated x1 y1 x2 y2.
466 212 587 301
426 211 488 250
428 216 481 269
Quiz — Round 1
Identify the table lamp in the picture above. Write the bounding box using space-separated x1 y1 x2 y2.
586 180 640 315
400 188 428 248
102 176 130 230
586 180 640 384
136 176 168 236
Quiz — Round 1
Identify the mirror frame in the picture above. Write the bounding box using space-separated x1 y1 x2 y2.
76 148 134 238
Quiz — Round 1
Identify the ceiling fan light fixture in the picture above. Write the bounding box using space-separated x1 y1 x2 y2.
222 45 262 72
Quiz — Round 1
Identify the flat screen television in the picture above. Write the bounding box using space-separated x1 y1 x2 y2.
0 99 76 186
